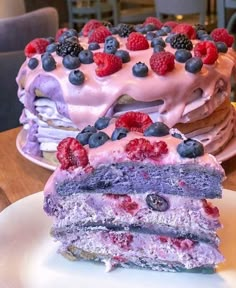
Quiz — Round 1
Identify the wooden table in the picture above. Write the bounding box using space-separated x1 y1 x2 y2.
0 127 236 212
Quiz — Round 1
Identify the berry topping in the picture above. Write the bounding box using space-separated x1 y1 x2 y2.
150 51 175 75
81 125 97 133
132 62 149 77
146 193 169 212
62 55 80 69
175 49 192 63
79 50 94 64
104 36 120 54
115 111 153 133
42 54 56 71
28 57 39 70
144 122 170 137
177 139 204 158
146 32 156 41
58 29 78 43
161 25 172 33
163 21 178 29
126 32 149 51
69 70 85 85
88 26 112 43
170 33 193 50
216 42 228 53
111 127 129 140
153 45 165 53
88 42 100 50
76 131 93 146
194 41 218 64
117 23 135 37
115 50 130 63
210 28 234 47
46 43 58 53
56 41 84 57
109 232 133 250
185 57 203 73
24 38 50 58
156 30 167 37
94 117 111 130
143 17 163 29
125 138 168 161
55 28 68 41
88 131 110 148
151 37 166 48
93 52 122 77
56 137 89 170
172 23 196 39
82 19 103 37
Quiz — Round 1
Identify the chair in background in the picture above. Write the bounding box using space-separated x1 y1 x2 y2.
0 7 59 132
66 0 119 28
216 0 236 27
154 0 207 25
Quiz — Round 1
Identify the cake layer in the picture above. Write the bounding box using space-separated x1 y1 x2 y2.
44 192 220 245
54 230 224 272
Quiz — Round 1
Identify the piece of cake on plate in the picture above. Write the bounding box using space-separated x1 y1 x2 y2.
43 111 225 273
16 18 236 164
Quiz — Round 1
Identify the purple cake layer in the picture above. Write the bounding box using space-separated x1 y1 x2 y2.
55 162 223 199
55 230 224 272
45 192 221 245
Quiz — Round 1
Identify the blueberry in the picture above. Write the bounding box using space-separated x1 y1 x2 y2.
88 131 110 148
151 37 166 48
66 36 79 43
63 55 80 69
46 43 58 53
144 24 156 32
67 29 79 37
81 125 97 133
161 25 172 33
185 57 203 73
59 29 78 43
109 27 119 35
177 139 204 158
79 50 94 64
46 36 55 44
104 36 119 54
132 62 148 77
69 70 85 85
146 32 156 41
196 29 208 39
115 50 130 63
156 30 167 37
94 117 111 130
134 24 146 34
28 57 39 70
111 127 129 140
153 45 165 53
88 42 100 50
216 42 228 53
42 54 56 71
146 193 169 212
76 132 93 145
144 122 170 137
200 34 213 41
175 49 192 63
172 132 183 139
165 34 175 43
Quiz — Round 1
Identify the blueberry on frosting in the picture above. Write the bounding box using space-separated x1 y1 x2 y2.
185 57 203 74
88 131 110 148
175 49 192 63
28 57 39 70
63 55 80 69
146 193 169 212
111 127 129 140
132 62 148 77
115 50 130 63
144 122 170 137
42 54 56 71
79 50 94 64
177 139 204 158
94 117 111 130
69 69 85 85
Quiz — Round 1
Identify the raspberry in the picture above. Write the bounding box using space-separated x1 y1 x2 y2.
148 141 168 160
82 19 103 37
24 38 50 58
143 17 163 29
172 23 196 39
210 28 234 47
109 232 133 250
126 32 149 51
150 51 175 75
194 41 218 64
56 137 89 170
202 200 220 218
115 111 153 133
171 238 194 250
88 26 112 43
93 52 122 77
164 21 178 29
119 195 139 215
125 138 153 161
55 28 68 41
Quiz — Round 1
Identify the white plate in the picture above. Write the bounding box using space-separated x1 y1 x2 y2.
0 190 236 288
16 128 236 171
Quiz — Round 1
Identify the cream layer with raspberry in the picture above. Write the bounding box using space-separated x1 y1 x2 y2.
43 112 225 272
16 19 236 161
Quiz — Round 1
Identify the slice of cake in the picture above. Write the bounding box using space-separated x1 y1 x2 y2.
43 111 225 273
16 18 236 164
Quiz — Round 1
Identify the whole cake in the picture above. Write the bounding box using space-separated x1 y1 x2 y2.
43 111 225 273
16 18 236 164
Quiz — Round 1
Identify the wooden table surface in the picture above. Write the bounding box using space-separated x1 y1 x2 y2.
0 127 236 213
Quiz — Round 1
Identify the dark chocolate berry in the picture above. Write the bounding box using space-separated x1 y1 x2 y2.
94 117 111 130
177 138 204 158
111 127 129 140
185 57 203 73
28 57 39 69
115 49 130 63
175 49 192 63
69 70 85 85
79 50 94 64
132 62 148 77
63 54 80 69
146 193 169 212
42 54 56 71
88 131 110 148
144 122 170 137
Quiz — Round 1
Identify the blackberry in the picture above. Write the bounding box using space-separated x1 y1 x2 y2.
56 41 84 57
170 34 193 51
193 23 206 32
117 23 135 38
